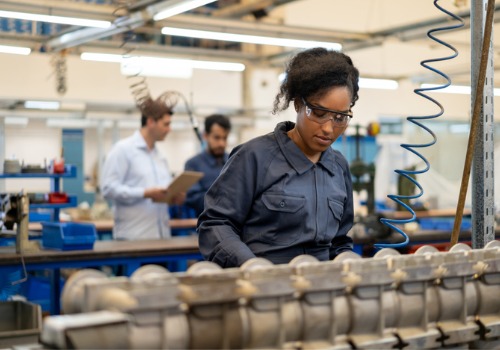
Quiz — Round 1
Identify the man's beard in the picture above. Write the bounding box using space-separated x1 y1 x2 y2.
209 147 224 157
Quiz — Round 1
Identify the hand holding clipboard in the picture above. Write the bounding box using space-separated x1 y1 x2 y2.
152 171 204 204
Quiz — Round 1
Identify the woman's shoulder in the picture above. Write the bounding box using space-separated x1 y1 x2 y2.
230 131 277 157
330 148 350 169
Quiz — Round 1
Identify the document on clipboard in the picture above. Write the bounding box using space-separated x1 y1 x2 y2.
156 171 204 204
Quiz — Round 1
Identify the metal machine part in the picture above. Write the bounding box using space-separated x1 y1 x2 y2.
0 192 39 254
42 243 500 349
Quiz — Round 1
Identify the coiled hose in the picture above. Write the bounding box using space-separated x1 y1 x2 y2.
111 1 202 145
377 0 464 249
113 0 151 107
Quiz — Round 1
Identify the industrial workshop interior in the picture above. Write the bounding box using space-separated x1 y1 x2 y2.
1 0 500 348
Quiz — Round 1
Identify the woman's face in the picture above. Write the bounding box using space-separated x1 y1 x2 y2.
293 86 352 159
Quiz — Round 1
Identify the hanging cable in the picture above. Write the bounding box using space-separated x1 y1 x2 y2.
158 91 204 145
110 2 202 144
376 0 464 249
50 49 67 95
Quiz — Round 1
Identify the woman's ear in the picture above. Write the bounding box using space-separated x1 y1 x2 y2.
294 99 300 112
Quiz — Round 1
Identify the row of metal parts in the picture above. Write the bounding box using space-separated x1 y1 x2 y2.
42 241 500 349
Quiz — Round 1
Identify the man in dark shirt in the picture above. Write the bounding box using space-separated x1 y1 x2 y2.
184 114 231 216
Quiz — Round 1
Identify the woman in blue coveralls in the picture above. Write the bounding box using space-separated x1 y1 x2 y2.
197 47 358 267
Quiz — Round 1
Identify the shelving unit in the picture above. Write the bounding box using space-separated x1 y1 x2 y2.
0 165 78 221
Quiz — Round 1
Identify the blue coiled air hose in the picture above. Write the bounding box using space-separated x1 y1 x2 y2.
376 0 464 249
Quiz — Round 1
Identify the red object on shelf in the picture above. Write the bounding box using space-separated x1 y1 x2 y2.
48 192 68 204
52 158 65 174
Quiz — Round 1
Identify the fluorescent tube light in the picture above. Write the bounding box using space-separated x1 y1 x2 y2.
81 52 245 73
80 52 123 63
46 119 90 129
24 101 60 110
161 27 342 50
359 78 398 90
0 44 30 55
449 124 470 133
153 0 218 21
421 83 500 96
122 57 193 78
188 60 244 71
0 10 111 28
4 117 28 126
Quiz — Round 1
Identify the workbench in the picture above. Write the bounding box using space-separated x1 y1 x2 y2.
353 227 499 256
27 218 198 239
0 236 200 314
23 218 198 242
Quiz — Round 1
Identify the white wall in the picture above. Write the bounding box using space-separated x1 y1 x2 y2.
0 52 243 108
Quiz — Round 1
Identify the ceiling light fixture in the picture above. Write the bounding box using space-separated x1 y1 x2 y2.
80 52 122 63
24 101 60 110
161 27 342 50
359 78 398 90
421 83 500 96
121 57 193 79
0 44 31 55
47 0 215 51
153 0 218 21
46 119 94 129
0 10 111 28
80 52 245 74
4 117 28 126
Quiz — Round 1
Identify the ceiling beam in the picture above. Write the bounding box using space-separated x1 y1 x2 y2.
156 14 370 42
210 0 299 18
0 0 115 20
76 38 259 62
44 0 198 51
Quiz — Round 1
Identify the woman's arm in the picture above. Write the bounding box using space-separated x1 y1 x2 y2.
197 148 259 267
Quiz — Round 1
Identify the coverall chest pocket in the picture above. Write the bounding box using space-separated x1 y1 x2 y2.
261 193 305 245
324 198 344 242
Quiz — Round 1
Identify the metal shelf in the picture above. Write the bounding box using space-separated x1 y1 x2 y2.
0 164 78 221
0 165 77 179
29 196 78 209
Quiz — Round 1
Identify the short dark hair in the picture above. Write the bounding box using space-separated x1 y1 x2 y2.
204 114 231 134
272 48 359 114
139 96 175 127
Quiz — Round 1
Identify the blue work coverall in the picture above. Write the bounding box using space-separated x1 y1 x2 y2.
198 121 354 267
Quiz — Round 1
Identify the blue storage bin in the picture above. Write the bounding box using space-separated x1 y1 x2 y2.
29 211 52 222
41 222 97 251
419 217 472 231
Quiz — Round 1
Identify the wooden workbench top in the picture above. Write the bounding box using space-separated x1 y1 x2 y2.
0 235 199 264
379 209 472 219
28 218 198 232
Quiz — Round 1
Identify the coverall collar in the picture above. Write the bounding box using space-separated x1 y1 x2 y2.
275 121 337 176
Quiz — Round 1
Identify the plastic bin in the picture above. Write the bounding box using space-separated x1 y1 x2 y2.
42 222 97 251
29 211 52 222
419 217 472 231
0 301 41 348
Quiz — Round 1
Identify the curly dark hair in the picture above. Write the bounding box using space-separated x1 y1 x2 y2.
272 48 359 114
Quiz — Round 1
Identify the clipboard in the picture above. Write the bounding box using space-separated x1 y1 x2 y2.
156 171 204 204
